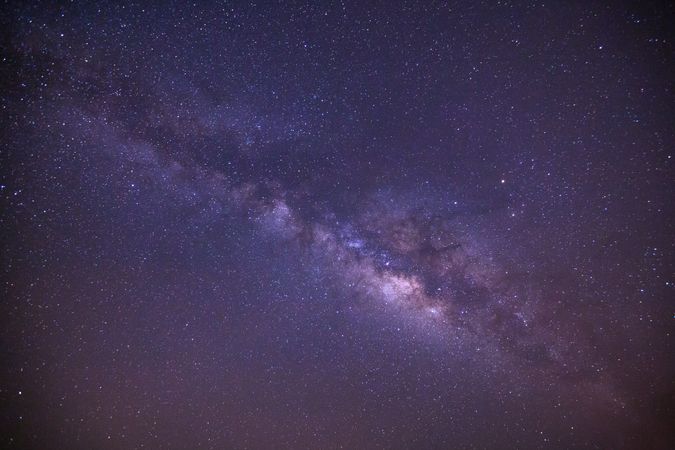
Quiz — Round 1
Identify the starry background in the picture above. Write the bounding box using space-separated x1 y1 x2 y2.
1 1 674 449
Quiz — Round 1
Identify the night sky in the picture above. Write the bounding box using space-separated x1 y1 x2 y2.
1 1 674 449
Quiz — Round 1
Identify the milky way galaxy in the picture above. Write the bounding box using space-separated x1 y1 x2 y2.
1 1 674 449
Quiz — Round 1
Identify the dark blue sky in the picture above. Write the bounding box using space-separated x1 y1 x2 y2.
1 1 673 448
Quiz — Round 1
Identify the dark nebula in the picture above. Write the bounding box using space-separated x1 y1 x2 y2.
1 1 674 449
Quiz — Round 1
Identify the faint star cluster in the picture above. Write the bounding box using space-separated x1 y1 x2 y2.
1 1 674 449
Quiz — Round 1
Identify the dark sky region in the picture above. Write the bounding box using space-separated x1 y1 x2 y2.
1 1 674 449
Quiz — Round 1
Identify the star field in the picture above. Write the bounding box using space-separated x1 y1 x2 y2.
1 1 674 449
